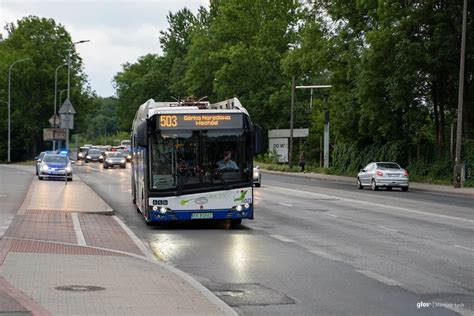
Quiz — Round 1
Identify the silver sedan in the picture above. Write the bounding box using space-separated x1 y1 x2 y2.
357 162 409 191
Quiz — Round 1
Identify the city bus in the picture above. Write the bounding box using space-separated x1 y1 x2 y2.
130 98 262 226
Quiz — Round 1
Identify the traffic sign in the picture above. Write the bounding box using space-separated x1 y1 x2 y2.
49 115 60 127
43 128 66 141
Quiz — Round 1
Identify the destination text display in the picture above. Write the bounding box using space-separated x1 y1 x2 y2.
158 114 242 130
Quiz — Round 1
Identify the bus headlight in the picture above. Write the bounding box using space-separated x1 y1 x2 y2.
160 207 167 214
244 203 250 209
236 205 243 212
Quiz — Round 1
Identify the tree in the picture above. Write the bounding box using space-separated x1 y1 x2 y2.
0 16 92 160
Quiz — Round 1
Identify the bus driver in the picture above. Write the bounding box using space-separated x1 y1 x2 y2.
217 150 239 170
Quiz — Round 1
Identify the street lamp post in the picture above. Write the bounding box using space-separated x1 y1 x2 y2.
53 63 67 151
8 58 31 163
66 40 90 152
454 0 468 188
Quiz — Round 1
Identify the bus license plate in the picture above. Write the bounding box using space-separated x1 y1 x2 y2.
191 212 213 219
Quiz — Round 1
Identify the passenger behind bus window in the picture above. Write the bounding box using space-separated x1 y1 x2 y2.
217 149 239 170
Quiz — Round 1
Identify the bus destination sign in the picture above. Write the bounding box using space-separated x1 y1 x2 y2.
158 114 243 130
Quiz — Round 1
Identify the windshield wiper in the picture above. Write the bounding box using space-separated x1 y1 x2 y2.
176 172 190 196
215 169 231 190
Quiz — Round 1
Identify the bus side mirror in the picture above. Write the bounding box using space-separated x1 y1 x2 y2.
137 121 148 147
254 124 263 155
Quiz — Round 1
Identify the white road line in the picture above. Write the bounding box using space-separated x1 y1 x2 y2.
377 225 399 233
309 249 342 262
272 186 474 224
356 269 403 287
112 215 156 261
270 235 295 243
71 213 87 246
254 197 262 200
279 202 293 207
453 245 474 252
324 213 339 218
0 194 7 198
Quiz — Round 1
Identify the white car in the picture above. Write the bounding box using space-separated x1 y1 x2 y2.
253 166 261 187
357 162 409 191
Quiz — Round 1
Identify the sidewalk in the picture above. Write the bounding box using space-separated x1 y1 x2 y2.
0 165 236 315
262 169 474 196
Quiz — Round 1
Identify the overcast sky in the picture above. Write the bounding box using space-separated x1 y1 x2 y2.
0 0 208 97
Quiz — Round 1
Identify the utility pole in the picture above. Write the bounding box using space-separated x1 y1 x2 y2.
454 0 467 188
289 75 295 168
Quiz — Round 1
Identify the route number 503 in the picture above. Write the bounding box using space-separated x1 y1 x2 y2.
160 115 177 127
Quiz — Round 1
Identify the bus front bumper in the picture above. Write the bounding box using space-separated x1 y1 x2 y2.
147 207 254 222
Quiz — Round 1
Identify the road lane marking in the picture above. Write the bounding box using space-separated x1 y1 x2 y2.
254 197 262 200
356 269 403 287
453 245 474 252
270 235 295 243
0 194 7 198
309 249 342 262
279 202 293 207
377 225 399 233
271 186 474 224
324 213 339 218
71 213 87 246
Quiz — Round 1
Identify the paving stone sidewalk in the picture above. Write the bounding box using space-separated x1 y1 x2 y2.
0 167 235 315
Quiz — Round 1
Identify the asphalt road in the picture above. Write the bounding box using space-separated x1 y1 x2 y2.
75 162 474 316
0 166 33 237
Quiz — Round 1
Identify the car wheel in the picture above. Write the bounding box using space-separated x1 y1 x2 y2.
38 176 43 180
85 159 89 163
371 179 378 191
103 164 108 169
386 186 392 191
255 183 261 187
402 187 409 192
357 178 363 189
230 219 242 226
121 164 126 169
67 177 73 182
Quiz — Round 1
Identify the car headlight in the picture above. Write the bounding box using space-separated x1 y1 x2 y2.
78 153 83 157
127 155 131 160
66 164 72 173
253 171 259 177
41 164 49 172
121 159 126 163
86 155 91 159
107 159 112 163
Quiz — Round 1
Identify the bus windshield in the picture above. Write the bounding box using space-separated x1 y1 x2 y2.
149 129 252 192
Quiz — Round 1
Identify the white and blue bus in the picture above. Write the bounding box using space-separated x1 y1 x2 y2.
130 98 262 226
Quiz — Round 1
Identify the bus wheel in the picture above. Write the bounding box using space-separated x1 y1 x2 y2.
230 219 242 226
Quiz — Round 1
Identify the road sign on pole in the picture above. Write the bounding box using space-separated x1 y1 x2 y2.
58 99 76 140
43 128 66 141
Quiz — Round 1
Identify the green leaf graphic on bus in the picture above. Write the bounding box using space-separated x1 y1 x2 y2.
180 198 193 205
234 190 248 202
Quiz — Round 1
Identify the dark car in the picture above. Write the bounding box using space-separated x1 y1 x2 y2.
103 152 126 169
38 154 73 181
85 148 103 163
117 149 132 162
